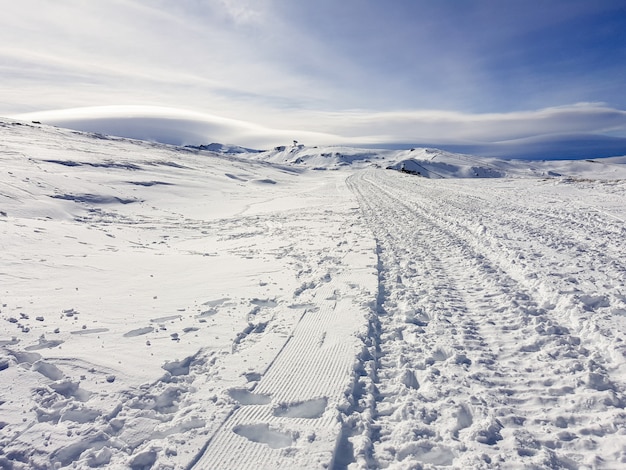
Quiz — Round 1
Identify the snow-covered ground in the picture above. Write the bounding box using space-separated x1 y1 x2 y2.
1 120 626 469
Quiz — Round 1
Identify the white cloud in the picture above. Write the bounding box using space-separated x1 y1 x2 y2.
269 103 626 145
0 0 324 115
14 105 343 148
210 0 268 25
14 103 626 152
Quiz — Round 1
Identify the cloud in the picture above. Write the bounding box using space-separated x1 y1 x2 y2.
14 105 342 148
283 103 626 144
210 0 268 25
13 103 626 160
0 0 324 115
471 133 626 160
2 1 625 125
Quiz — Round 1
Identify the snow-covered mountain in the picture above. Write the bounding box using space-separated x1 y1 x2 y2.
2 119 626 469
186 142 263 154
220 140 626 179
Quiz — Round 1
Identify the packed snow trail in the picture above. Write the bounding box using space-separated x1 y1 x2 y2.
346 169 626 469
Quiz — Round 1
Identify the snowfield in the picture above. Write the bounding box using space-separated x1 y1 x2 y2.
1 119 626 469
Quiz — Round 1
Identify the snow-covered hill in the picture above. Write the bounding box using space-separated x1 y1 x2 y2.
1 119 626 469
240 142 626 180
250 144 511 176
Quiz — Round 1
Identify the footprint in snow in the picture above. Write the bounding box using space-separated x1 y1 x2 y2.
272 397 328 419
32 360 65 380
233 423 293 449
228 388 271 405
150 314 182 323
250 298 278 308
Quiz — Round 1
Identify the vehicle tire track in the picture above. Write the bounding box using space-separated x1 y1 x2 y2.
347 169 626 469
389 177 626 377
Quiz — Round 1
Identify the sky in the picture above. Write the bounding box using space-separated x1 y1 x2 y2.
2 0 626 158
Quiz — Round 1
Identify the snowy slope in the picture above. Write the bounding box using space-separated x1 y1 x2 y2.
1 120 626 469
0 120 378 469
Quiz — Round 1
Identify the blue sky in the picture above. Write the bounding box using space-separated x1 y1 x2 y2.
2 0 626 158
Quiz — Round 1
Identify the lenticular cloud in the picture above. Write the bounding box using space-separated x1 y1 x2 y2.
15 105 341 148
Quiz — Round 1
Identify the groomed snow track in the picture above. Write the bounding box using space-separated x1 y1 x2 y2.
188 197 380 470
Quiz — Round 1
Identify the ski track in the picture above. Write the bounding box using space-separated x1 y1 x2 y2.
346 169 626 469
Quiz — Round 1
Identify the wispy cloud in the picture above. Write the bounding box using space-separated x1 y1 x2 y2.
209 0 268 25
308 103 626 144
0 0 321 113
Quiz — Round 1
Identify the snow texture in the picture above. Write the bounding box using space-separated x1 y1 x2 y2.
1 119 626 469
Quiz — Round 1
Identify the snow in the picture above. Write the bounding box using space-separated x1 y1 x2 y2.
1 119 626 469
